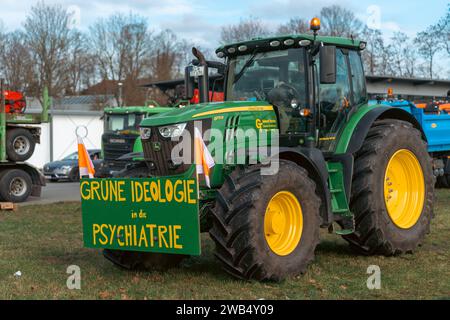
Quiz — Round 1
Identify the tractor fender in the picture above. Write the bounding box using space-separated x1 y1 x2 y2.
275 147 333 228
346 106 427 155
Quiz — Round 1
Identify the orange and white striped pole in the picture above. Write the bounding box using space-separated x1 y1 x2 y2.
194 127 215 188
77 136 95 179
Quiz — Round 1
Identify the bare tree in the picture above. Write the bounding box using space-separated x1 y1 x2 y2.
436 4 450 55
89 13 151 105
0 31 34 92
362 28 385 76
220 17 269 44
0 20 5 78
66 31 92 95
24 1 76 98
415 26 443 79
389 32 418 77
319 5 363 38
277 17 309 35
149 29 184 81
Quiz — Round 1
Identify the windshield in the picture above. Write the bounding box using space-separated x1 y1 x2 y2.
105 113 144 133
63 152 78 161
227 48 307 107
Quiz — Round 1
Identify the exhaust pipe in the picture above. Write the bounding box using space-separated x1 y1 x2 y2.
192 47 209 103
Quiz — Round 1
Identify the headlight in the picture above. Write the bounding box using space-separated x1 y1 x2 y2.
158 123 187 138
140 127 152 140
61 165 72 173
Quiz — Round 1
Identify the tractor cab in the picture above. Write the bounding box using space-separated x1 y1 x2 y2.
216 20 368 152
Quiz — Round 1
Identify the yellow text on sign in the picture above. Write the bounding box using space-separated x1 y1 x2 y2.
80 179 197 204
92 224 184 250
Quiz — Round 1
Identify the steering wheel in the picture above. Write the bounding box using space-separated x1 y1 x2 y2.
277 82 301 102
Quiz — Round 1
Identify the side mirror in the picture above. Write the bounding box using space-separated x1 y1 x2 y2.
320 46 336 84
184 66 195 100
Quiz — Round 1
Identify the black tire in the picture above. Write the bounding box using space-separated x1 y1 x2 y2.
344 120 435 255
6 128 36 162
210 160 321 281
103 166 188 271
0 169 33 203
69 168 80 182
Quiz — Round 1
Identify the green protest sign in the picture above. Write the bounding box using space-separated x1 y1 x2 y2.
80 177 201 256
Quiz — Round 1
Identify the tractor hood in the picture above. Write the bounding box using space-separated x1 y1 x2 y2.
139 101 273 127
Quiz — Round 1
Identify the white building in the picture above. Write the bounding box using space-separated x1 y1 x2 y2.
366 76 450 101
25 95 116 169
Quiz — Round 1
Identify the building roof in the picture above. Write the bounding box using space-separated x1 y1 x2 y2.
366 75 450 86
26 95 116 116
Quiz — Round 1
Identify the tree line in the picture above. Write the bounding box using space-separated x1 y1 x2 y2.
0 2 448 106
222 5 449 81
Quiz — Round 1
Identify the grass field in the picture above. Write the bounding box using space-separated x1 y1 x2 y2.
0 190 449 300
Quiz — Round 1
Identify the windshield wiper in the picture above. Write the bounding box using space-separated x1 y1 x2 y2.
233 50 259 84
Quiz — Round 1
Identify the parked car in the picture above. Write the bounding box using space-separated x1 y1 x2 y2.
43 150 102 182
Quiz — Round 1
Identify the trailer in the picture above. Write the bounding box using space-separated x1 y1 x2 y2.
0 80 48 203
372 99 450 184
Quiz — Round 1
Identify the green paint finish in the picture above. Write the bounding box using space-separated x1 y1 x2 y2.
140 101 273 127
208 105 277 188
81 177 201 256
334 104 382 154
6 113 46 124
132 137 144 161
327 162 352 218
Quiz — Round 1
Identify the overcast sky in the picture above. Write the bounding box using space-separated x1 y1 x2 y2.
1 0 448 45
0 0 449 76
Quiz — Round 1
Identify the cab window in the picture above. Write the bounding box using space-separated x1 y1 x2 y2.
349 50 367 105
319 49 351 134
228 48 308 134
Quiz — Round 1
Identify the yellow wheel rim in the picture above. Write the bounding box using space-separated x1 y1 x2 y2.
384 149 425 229
264 191 303 256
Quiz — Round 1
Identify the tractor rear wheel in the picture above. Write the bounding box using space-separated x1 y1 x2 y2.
103 166 188 271
6 128 35 162
210 160 321 281
344 120 435 255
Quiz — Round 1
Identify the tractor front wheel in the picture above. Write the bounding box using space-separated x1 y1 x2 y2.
210 160 321 281
345 120 435 255
102 166 188 271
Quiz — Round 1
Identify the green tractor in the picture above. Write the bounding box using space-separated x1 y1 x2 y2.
97 105 172 177
86 19 435 281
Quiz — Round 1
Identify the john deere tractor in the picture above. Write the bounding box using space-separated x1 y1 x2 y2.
82 19 436 281
97 105 172 177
